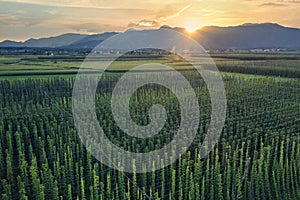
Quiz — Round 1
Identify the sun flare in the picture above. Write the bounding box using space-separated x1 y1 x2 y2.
184 21 201 33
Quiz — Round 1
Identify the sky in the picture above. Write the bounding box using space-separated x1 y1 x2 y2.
0 0 299 41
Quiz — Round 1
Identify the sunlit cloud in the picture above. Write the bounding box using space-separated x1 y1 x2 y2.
0 0 112 9
259 2 287 7
277 0 300 3
128 20 161 29
70 23 125 33
127 4 191 29
159 4 191 21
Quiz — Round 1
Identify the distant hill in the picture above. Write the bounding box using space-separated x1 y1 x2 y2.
62 32 118 49
0 33 88 48
0 23 299 50
0 40 23 47
193 23 300 50
24 33 88 48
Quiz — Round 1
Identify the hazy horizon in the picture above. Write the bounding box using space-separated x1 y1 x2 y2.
1 22 300 43
1 0 300 41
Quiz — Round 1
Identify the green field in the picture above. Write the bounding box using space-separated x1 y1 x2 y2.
0 52 299 200
0 53 299 78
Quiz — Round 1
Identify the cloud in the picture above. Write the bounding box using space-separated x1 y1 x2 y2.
0 1 64 26
127 20 161 29
127 4 191 29
0 0 112 9
156 4 191 21
277 0 300 3
71 23 124 33
0 14 20 26
259 2 287 6
245 0 300 3
159 5 191 20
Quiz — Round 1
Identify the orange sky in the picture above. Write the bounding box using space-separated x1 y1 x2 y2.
0 0 299 41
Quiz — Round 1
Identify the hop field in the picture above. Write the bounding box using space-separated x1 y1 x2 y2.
0 67 299 199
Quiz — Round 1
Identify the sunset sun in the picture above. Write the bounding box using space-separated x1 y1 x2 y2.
183 21 201 33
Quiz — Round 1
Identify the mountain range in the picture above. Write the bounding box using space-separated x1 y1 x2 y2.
1 23 299 50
